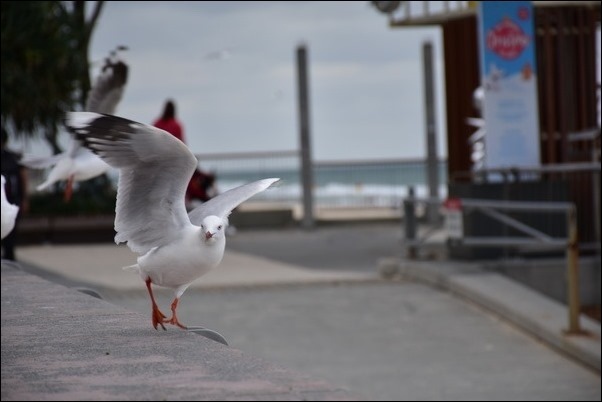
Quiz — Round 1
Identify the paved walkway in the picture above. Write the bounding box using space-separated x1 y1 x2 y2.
1 265 356 401
13 243 376 291
5 222 602 400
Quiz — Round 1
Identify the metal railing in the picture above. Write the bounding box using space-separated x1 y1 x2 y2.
403 195 585 334
194 150 448 213
450 162 601 253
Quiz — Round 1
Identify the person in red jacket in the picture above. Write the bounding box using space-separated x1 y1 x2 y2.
153 99 186 143
153 99 216 210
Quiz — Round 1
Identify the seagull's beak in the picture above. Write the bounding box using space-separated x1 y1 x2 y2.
205 231 213 240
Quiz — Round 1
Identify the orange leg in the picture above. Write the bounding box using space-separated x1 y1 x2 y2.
165 298 188 329
64 175 74 202
145 278 167 330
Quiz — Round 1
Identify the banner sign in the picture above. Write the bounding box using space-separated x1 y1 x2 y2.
477 1 541 168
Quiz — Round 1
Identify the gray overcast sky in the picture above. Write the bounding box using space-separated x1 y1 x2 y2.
88 1 446 162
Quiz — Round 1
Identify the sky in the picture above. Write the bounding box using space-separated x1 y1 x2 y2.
85 1 447 162
11 2 601 163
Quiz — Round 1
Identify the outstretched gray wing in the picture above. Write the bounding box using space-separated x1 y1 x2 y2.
86 47 129 114
66 112 197 254
188 178 280 225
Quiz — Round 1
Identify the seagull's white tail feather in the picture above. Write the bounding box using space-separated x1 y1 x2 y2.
35 158 74 191
20 152 66 169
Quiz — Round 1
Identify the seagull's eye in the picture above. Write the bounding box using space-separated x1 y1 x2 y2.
218 225 223 230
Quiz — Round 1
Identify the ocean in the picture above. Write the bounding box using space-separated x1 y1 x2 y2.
198 156 448 208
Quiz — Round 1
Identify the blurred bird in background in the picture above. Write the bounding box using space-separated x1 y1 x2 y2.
1 175 19 241
21 46 129 201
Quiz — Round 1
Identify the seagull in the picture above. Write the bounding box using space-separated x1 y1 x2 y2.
202 47 235 61
21 46 129 201
86 45 129 115
65 111 280 330
21 139 111 201
1 175 19 240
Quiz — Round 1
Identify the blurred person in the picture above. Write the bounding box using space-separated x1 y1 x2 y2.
1 128 29 260
152 99 217 210
153 99 186 143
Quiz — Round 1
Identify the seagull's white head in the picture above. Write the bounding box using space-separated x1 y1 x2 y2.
200 215 226 243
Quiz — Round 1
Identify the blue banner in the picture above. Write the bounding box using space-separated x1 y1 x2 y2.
477 1 540 168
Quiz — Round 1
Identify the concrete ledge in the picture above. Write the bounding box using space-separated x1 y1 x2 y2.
380 258 601 373
449 272 601 373
1 263 356 401
16 206 405 245
18 215 117 244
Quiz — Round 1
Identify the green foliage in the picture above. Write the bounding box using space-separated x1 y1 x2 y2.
1 1 104 149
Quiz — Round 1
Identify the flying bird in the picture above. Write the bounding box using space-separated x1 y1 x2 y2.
86 45 129 115
1 175 19 240
21 46 129 201
202 47 235 61
65 111 280 330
